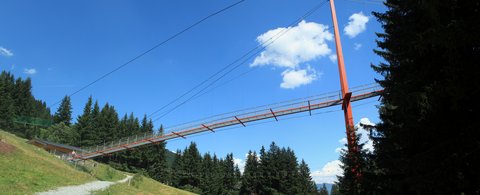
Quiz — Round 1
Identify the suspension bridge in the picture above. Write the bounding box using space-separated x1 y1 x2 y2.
67 83 382 160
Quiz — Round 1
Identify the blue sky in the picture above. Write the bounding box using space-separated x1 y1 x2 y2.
0 0 386 183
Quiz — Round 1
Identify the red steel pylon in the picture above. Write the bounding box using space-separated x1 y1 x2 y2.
328 0 361 178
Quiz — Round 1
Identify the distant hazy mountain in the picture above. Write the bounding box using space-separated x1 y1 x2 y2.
316 183 333 193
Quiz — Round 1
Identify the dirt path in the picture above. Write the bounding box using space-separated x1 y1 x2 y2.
36 175 132 195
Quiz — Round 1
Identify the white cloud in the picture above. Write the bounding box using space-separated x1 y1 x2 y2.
339 137 347 144
252 20 333 69
234 157 246 174
329 54 337 63
335 137 347 153
0 47 13 57
358 117 375 127
344 12 369 38
356 117 375 151
251 20 333 89
354 43 362 50
335 117 376 153
335 147 343 153
23 68 37 75
311 160 343 184
280 66 318 89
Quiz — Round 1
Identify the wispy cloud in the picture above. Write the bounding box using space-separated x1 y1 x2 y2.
329 54 337 63
0 47 13 57
23 68 37 75
344 12 369 38
354 43 362 50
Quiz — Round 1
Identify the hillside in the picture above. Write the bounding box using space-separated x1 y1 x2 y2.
0 130 94 194
94 175 196 195
0 130 193 195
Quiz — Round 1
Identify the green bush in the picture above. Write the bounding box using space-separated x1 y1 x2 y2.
130 172 143 188
105 167 115 180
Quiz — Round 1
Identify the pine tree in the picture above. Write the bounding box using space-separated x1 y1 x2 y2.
0 71 51 138
234 165 242 192
83 101 100 146
241 151 260 195
12 77 34 117
331 184 340 195
98 103 118 143
171 149 183 187
200 152 216 194
118 114 128 137
53 96 72 126
140 115 153 133
280 147 300 194
223 153 236 192
298 159 317 194
252 142 313 194
337 131 372 195
318 184 328 195
258 145 271 193
179 142 202 189
146 125 169 183
76 96 92 146
0 72 15 129
211 154 225 194
372 0 480 193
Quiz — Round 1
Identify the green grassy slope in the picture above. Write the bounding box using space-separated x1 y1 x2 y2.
0 130 194 195
0 130 94 194
94 174 196 195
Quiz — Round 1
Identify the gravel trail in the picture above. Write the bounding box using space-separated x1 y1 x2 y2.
36 175 132 195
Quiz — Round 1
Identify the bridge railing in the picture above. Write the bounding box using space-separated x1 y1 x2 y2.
164 83 380 131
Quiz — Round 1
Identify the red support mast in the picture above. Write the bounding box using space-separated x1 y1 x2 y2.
328 0 360 175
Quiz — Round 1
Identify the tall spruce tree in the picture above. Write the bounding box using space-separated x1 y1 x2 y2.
241 151 260 195
372 0 480 193
223 153 236 192
97 103 119 143
84 101 101 146
337 131 371 194
280 147 300 194
13 77 34 117
171 149 183 187
76 96 92 146
53 96 72 126
298 159 317 194
0 72 15 129
318 184 328 195
179 142 202 188
234 165 242 192
200 152 216 194
147 125 168 183
331 184 340 195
